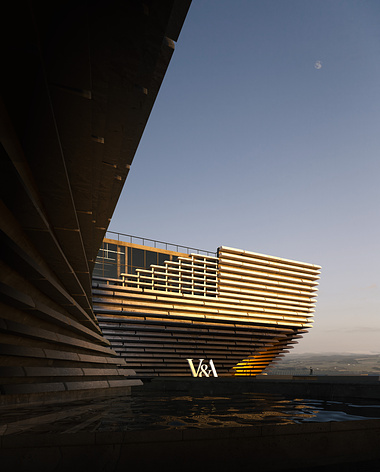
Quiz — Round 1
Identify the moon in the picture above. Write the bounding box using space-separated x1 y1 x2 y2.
314 60 322 69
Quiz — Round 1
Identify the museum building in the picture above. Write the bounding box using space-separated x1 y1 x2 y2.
1 0 321 406
1 0 191 405
92 234 321 377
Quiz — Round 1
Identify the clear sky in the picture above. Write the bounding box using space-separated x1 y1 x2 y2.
109 1 380 355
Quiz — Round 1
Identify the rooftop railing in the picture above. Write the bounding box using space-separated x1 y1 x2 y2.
105 231 217 257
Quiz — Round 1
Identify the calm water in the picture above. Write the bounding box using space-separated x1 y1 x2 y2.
2 391 380 434
94 391 380 432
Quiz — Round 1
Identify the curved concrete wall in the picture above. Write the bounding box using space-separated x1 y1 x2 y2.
1 0 191 404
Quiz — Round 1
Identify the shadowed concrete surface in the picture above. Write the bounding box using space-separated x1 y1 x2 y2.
1 378 380 471
2 3 379 469
1 0 190 405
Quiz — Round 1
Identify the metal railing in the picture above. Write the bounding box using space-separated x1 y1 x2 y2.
105 231 217 257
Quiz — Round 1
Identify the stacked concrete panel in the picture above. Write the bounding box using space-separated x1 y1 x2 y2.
93 240 320 377
218 247 320 375
1 1 191 404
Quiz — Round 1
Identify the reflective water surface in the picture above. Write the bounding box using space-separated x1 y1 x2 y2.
2 390 379 435
95 391 380 431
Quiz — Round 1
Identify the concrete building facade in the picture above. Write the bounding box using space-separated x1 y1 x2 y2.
1 0 321 405
1 0 191 405
93 236 321 377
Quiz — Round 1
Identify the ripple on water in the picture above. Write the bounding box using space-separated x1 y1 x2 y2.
2 392 379 434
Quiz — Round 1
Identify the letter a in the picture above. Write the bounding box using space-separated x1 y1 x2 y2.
208 359 218 377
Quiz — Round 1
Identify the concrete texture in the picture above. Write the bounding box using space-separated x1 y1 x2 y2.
1 0 190 404
93 243 321 377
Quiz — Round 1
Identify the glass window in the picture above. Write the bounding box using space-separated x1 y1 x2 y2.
127 247 132 267
146 250 157 267
105 243 117 262
103 262 118 278
132 248 144 268
119 246 126 275
158 253 169 265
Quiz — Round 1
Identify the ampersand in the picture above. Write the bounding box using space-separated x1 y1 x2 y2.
199 362 211 377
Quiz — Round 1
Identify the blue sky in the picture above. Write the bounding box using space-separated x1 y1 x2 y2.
110 1 380 354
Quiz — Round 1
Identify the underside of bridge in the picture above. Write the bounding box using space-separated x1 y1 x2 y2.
0 0 191 405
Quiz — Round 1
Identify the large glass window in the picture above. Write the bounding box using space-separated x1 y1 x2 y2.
94 242 179 279
145 250 157 267
93 242 125 278
132 248 144 268
158 253 168 265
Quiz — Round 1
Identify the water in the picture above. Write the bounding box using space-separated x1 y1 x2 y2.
94 391 380 431
2 391 380 435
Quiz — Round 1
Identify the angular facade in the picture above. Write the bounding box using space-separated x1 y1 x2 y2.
1 0 190 404
1 0 321 406
93 237 321 377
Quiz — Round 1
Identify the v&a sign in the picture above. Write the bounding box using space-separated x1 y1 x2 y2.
187 359 218 377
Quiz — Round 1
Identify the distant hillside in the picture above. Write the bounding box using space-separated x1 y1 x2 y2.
266 353 380 376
